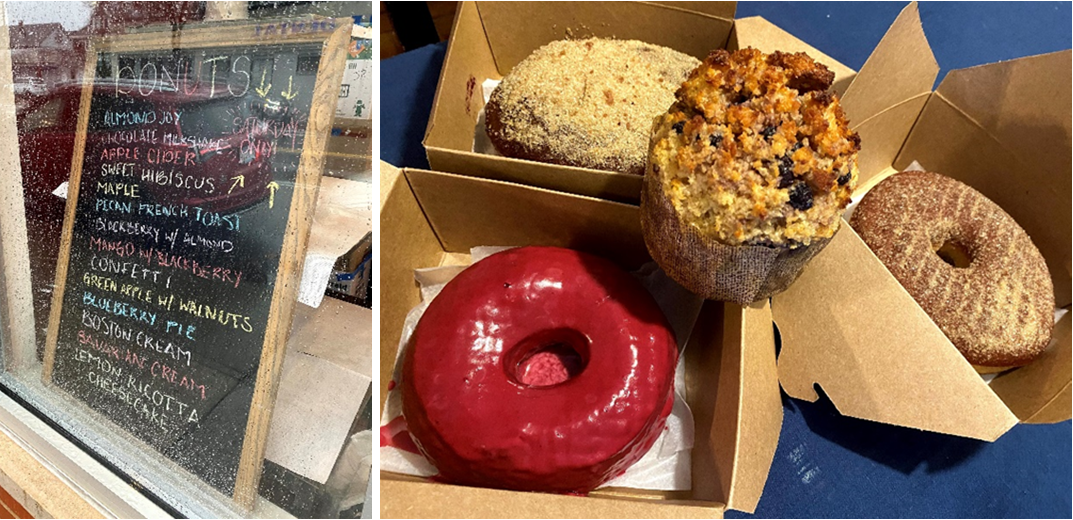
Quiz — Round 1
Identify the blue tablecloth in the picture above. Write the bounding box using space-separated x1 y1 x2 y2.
380 3 1072 517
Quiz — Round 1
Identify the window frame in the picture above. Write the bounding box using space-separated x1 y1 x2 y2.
1 5 372 517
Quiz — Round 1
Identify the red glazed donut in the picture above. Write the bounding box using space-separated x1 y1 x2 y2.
402 246 678 493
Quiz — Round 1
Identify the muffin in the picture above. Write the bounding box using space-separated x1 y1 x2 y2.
642 48 860 303
485 38 699 175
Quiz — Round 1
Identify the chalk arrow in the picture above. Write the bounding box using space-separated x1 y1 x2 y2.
255 69 272 98
228 175 245 194
281 76 298 100
267 181 280 209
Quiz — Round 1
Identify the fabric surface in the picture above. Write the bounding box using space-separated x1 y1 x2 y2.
380 2 1072 517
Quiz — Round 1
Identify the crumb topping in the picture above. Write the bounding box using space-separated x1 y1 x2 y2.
650 48 860 246
487 38 699 175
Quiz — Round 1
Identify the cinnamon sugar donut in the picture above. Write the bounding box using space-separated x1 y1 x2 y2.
850 171 1055 369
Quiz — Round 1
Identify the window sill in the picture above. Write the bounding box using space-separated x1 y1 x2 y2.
0 390 169 519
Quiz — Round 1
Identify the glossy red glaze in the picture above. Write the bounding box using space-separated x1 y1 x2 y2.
402 246 678 493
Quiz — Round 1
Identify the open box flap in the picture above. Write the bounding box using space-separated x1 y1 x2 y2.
381 478 723 519
685 300 780 515
727 16 856 96
935 50 1072 177
849 94 932 189
423 147 645 204
378 164 444 411
840 2 937 186
379 160 402 211
726 302 782 513
772 225 1018 441
475 1 734 74
1018 380 1071 424
930 50 1073 307
655 1 737 20
990 313 1072 423
404 169 651 268
841 2 937 126
423 1 499 153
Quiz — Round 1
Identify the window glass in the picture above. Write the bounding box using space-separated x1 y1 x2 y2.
0 2 373 518
18 95 65 132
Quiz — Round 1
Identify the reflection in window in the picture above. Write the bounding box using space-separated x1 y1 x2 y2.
19 96 64 132
96 55 113 78
296 53 319 76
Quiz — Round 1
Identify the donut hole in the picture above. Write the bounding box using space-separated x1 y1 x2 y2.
517 345 585 387
505 328 590 388
936 239 973 268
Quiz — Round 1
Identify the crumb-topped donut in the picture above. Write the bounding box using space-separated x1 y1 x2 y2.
486 38 699 175
402 247 677 493
850 171 1055 369
649 48 860 247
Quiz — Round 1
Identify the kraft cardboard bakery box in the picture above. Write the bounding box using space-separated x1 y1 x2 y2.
379 162 782 518
421 1 856 203
772 4 1072 441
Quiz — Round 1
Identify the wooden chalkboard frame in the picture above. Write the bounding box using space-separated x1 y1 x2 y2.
40 17 351 509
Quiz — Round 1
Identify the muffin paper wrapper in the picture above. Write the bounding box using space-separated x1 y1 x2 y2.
380 246 702 492
642 170 835 304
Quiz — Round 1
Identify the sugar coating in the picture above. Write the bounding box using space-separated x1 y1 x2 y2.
486 38 699 175
649 48 860 247
850 171 1055 367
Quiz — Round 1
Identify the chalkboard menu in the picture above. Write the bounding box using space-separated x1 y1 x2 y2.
41 19 350 505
